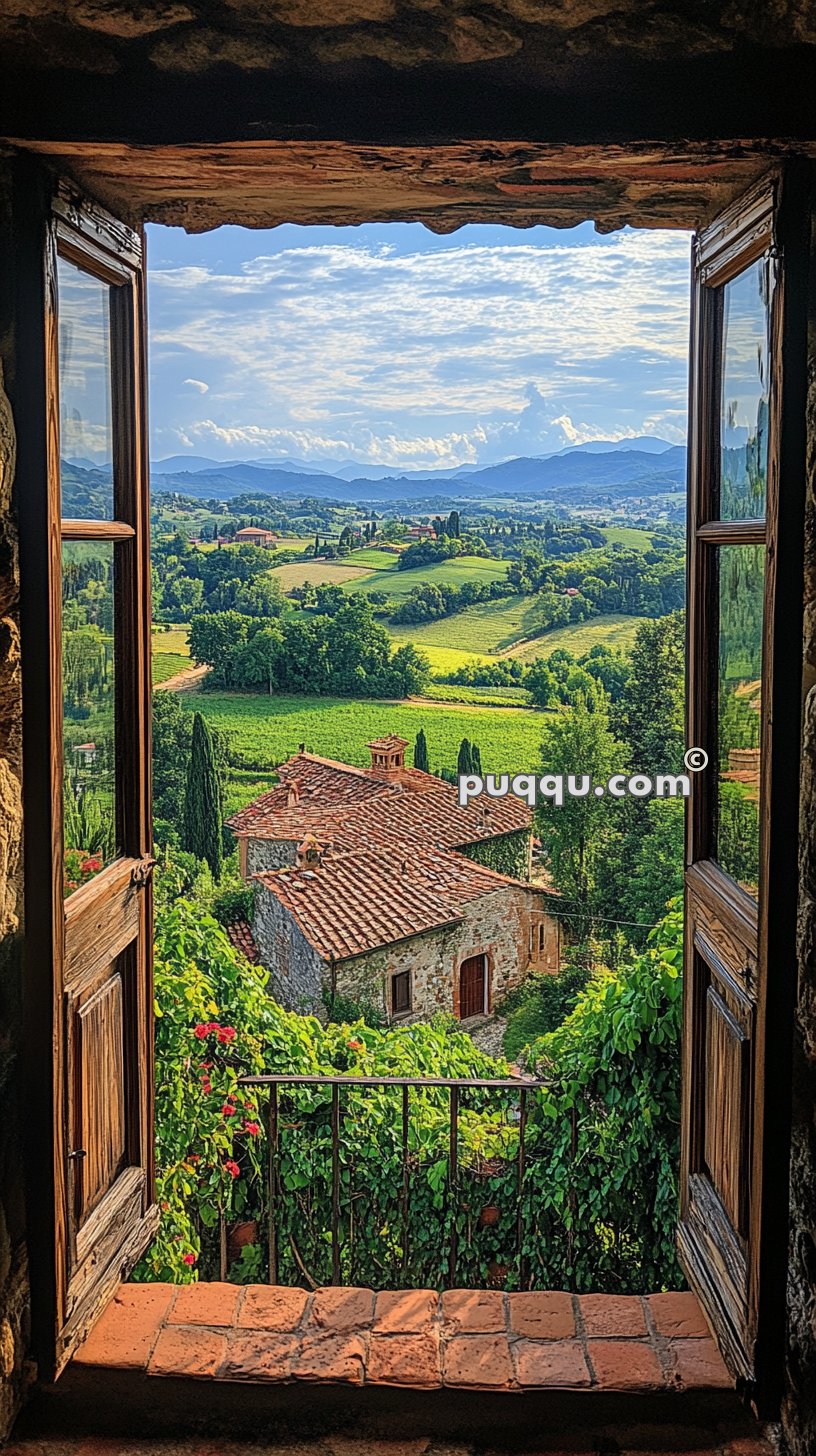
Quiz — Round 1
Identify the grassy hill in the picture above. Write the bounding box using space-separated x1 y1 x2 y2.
341 553 510 600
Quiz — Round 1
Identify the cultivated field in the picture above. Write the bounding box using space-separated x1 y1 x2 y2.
152 625 191 684
390 602 646 663
600 526 655 548
508 614 647 661
187 692 547 815
345 554 510 601
269 559 375 589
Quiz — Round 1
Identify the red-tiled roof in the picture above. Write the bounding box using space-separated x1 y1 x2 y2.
255 848 543 963
226 918 260 964
366 734 409 752
226 750 530 849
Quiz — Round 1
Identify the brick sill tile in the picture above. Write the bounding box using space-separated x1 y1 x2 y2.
72 1284 733 1397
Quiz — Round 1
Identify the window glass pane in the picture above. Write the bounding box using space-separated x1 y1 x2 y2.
62 541 117 895
719 257 771 521
58 256 114 521
714 543 764 897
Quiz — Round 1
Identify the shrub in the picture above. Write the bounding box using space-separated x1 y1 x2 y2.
500 963 590 1062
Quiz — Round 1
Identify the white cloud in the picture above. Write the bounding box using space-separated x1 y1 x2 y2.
149 228 691 467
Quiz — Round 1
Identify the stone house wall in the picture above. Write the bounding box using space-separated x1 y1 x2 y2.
252 880 325 1014
331 887 558 1024
246 836 297 877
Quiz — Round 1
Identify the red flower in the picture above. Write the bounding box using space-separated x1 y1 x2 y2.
243 1121 260 1137
182 1252 197 1266
188 1154 200 1164
217 1026 237 1044
221 1103 236 1117
201 1078 212 1094
347 1038 363 1052
224 1159 240 1178
227 1092 237 1103
193 1024 210 1040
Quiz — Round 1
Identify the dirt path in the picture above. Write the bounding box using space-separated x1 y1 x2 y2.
153 662 210 693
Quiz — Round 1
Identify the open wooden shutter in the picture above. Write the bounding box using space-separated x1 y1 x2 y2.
21 181 156 1379
679 166 810 1416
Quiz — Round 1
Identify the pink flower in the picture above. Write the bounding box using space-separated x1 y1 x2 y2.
224 1160 240 1179
182 1252 197 1266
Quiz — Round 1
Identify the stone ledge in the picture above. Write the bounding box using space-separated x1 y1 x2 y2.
73 1283 732 1396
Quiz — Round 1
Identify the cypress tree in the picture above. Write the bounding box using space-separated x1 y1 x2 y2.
457 738 473 777
182 712 223 880
414 728 429 773
471 742 482 775
314 532 320 556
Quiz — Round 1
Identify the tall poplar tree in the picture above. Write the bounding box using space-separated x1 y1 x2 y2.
414 728 429 772
182 711 223 880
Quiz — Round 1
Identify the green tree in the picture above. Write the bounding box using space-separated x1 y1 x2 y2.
182 713 223 881
536 688 624 931
457 738 474 776
613 612 684 776
414 728 429 773
471 742 482 775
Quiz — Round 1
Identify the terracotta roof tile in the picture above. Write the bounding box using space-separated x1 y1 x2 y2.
255 848 545 963
226 750 530 848
226 918 260 964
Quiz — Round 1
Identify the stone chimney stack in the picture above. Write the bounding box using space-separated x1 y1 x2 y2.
366 734 409 774
287 780 300 807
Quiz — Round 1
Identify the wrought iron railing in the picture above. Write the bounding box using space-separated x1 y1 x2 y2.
229 1073 551 1291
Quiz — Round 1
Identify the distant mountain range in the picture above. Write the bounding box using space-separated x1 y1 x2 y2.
62 437 686 515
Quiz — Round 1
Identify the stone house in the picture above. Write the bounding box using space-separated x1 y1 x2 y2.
227 737 560 1020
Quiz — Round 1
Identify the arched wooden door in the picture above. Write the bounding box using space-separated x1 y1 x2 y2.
459 953 487 1019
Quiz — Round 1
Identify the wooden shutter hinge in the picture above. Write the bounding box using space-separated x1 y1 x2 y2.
131 856 157 887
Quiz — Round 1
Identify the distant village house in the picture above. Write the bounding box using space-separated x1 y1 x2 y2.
234 526 279 547
226 736 560 1023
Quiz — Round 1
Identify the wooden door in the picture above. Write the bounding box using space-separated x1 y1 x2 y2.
21 183 156 1379
679 167 809 1416
459 954 487 1019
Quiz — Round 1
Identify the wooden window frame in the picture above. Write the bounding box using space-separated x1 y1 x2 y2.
680 167 810 1414
391 969 411 1016
19 178 155 1379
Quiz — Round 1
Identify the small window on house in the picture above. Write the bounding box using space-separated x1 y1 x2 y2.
538 922 547 958
391 971 410 1015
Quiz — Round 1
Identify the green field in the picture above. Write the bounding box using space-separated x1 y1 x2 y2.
412 683 533 707
152 626 190 656
188 692 547 814
343 555 510 601
390 599 646 665
345 548 400 568
508 614 647 662
152 652 191 685
600 526 655 548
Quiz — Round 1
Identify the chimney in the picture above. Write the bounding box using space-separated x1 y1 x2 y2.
287 780 300 807
296 833 322 868
366 735 409 773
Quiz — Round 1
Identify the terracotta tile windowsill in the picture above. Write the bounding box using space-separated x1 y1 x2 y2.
74 1284 731 1395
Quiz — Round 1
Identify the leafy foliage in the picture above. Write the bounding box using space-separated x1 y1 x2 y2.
499 963 590 1062
138 877 684 1294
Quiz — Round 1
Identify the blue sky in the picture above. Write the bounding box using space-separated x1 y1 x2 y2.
145 221 692 471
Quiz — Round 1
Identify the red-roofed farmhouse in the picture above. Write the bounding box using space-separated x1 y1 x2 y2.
227 737 560 1021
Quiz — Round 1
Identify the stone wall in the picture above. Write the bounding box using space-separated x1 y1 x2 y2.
333 887 558 1024
783 199 816 1456
252 880 325 1014
0 159 30 1442
246 836 296 877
